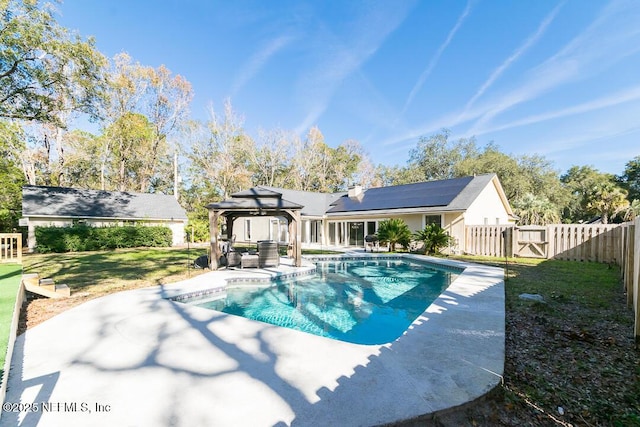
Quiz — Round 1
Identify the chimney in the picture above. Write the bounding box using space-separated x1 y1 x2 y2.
348 184 364 201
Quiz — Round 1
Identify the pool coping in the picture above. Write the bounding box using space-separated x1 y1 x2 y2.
1 254 504 426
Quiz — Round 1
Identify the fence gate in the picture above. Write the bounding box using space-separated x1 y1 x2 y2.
515 226 548 258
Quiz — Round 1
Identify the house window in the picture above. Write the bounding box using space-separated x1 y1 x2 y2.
366 221 377 236
310 220 322 243
328 222 336 245
424 215 442 227
348 222 364 246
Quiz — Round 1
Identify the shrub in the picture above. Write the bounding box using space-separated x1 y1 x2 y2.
413 223 452 255
35 224 172 253
376 218 412 252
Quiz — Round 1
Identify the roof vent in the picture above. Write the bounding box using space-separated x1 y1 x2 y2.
348 184 364 201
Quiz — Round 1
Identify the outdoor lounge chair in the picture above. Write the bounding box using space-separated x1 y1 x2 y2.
257 240 279 268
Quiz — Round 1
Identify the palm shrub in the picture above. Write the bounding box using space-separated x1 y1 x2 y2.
376 218 412 252
413 223 452 255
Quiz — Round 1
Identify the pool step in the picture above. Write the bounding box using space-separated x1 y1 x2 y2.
22 273 70 298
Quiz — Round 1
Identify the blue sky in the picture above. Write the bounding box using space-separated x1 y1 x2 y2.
57 0 640 175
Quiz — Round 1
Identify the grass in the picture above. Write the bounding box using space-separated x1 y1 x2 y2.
0 263 23 380
21 246 342 295
446 255 639 426
22 246 211 295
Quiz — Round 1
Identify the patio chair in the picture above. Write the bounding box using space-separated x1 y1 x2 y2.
257 240 279 268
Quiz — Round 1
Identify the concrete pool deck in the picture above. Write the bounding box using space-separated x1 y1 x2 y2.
1 255 504 427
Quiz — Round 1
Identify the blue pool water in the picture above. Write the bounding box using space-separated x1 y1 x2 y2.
194 259 457 345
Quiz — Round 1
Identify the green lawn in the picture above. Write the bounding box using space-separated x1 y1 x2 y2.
22 247 211 294
449 255 639 426
0 263 23 380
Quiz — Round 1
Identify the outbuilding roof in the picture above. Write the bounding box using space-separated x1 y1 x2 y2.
22 186 188 220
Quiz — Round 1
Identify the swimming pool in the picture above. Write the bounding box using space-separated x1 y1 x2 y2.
190 259 458 345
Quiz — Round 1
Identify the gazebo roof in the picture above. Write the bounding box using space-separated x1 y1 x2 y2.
206 187 303 214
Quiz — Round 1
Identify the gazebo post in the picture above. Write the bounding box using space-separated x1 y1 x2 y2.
285 209 302 267
294 210 302 266
225 216 234 241
209 209 221 269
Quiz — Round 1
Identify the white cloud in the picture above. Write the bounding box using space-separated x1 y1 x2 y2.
463 2 563 111
467 0 640 135
230 35 294 97
294 2 415 134
470 84 640 136
401 0 474 114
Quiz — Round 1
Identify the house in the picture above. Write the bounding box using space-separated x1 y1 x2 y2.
216 173 515 254
21 186 188 251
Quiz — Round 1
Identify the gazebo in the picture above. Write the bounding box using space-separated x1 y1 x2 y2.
205 188 303 269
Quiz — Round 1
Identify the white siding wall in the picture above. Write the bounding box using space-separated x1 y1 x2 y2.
464 181 511 225
443 212 465 254
232 217 274 243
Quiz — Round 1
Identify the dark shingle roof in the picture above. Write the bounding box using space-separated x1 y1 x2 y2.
22 186 188 220
258 186 344 216
326 174 496 213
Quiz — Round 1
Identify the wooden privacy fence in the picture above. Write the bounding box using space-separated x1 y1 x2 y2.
0 233 22 264
466 221 640 342
466 224 623 262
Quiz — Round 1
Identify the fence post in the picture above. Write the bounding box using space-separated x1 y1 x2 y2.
627 224 635 307
633 218 640 343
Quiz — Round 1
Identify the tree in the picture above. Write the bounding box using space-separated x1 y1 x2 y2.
561 166 629 223
185 100 253 200
103 53 193 193
288 127 361 192
289 127 332 191
61 130 104 189
327 139 362 191
372 164 420 186
0 0 107 124
413 224 452 255
622 199 640 222
587 182 629 224
618 155 640 202
248 128 292 187
376 218 412 252
0 121 26 231
408 129 478 181
103 112 155 191
512 193 561 225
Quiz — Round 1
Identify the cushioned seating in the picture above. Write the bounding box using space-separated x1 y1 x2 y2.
241 253 259 268
257 241 279 267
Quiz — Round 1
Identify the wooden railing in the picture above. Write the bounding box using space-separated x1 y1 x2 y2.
466 221 639 342
0 233 22 264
